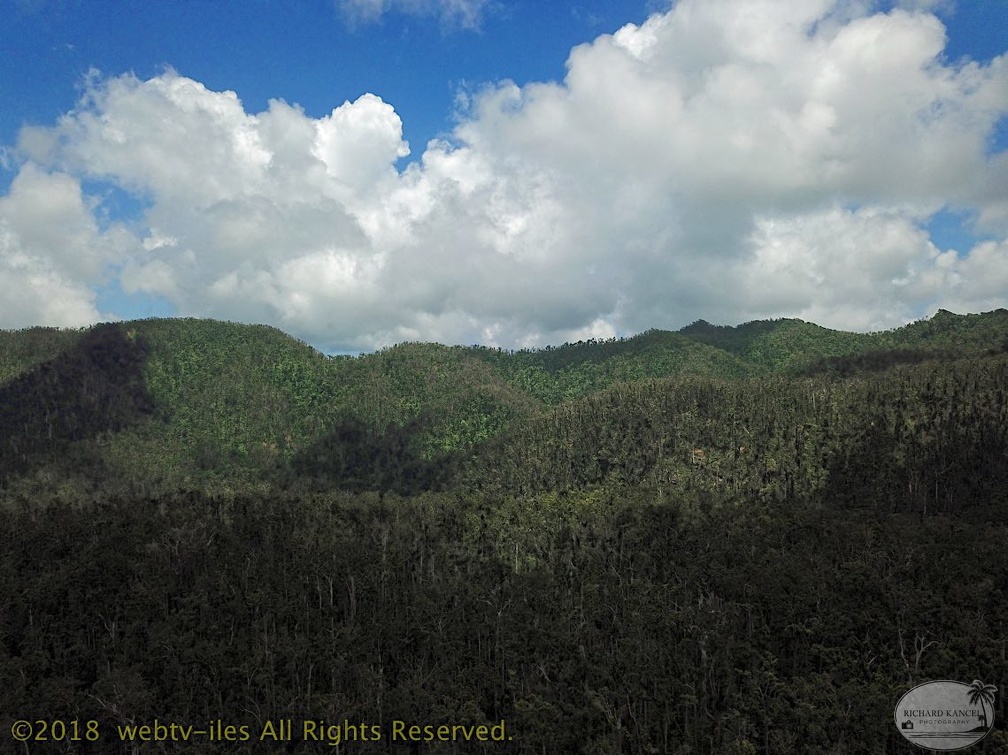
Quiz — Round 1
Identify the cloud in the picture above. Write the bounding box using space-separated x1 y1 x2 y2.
923 238 1008 315
738 206 944 330
336 0 492 29
0 163 136 328
3 0 1008 350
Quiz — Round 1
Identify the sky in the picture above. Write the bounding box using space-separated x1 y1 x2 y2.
1 0 1006 354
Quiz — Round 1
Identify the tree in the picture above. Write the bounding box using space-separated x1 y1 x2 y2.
967 680 997 729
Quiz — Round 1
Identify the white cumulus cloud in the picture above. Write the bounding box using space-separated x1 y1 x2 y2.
0 163 137 328
2 0 1007 350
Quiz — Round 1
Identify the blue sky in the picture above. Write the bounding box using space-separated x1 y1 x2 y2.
1 0 1006 352
1 1 654 182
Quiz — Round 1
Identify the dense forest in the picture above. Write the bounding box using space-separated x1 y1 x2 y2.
1 310 1006 753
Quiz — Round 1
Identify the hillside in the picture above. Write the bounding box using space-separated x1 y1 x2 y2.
467 329 762 404
0 318 545 496
462 358 1008 515
679 308 1008 372
0 309 1007 501
2 311 1008 754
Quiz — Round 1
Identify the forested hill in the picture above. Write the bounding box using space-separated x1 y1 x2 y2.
0 309 1007 503
467 304 1008 379
3 311 1008 754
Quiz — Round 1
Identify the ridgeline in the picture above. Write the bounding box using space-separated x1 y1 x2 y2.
2 310 1006 753
2 309 1006 506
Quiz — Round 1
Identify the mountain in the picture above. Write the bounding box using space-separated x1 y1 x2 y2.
678 317 871 369
1 309 1007 504
462 356 1008 513
3 310 1008 755
0 323 154 485
0 318 545 496
467 328 762 404
679 309 1008 372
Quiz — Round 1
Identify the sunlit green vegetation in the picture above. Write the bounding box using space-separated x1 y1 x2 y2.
1 310 1006 753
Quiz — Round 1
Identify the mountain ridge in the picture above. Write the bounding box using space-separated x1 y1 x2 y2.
1 308 1006 503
